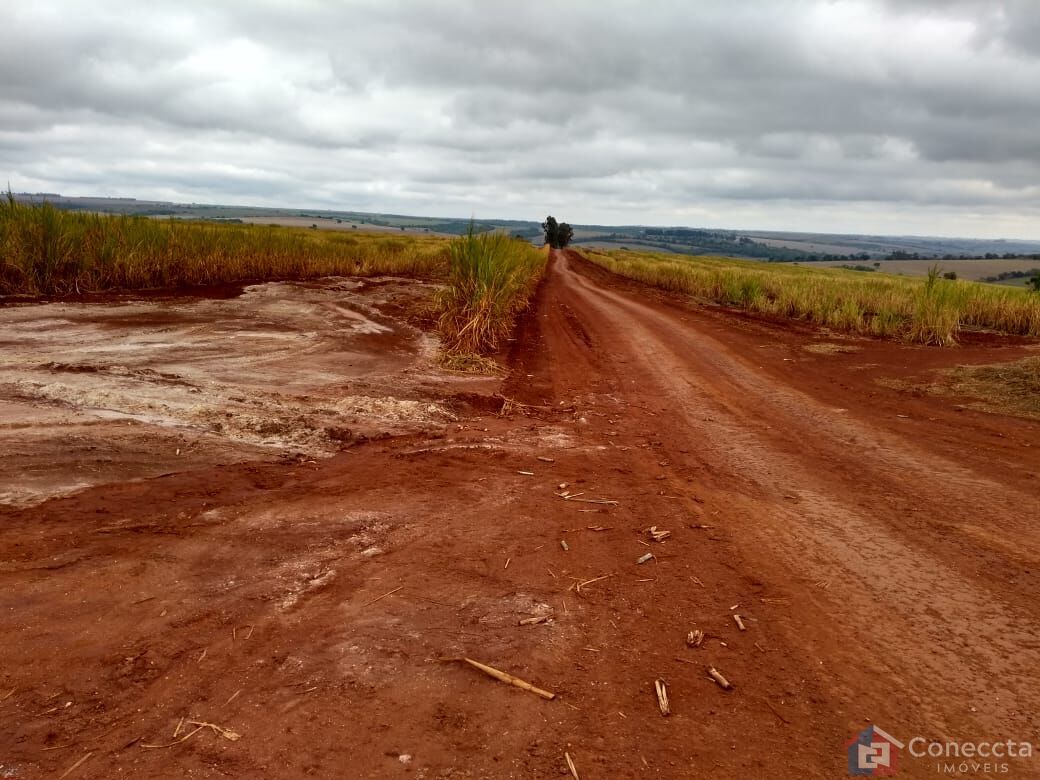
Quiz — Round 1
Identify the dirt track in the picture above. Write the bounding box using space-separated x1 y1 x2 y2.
2 251 1039 778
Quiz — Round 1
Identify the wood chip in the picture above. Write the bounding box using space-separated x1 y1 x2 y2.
519 615 549 626
733 614 747 631
636 552 654 565
647 526 671 542
708 666 733 690
654 679 670 716
686 629 704 648
560 540 570 551
444 657 556 700
537 456 556 463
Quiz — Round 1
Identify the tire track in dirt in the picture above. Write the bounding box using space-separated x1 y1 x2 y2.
542 250 1040 768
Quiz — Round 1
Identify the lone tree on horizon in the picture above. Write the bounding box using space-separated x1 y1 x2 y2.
542 216 574 249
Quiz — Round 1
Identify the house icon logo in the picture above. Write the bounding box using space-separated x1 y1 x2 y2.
846 724 904 776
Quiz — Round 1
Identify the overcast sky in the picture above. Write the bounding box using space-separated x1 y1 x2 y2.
2 1 1039 238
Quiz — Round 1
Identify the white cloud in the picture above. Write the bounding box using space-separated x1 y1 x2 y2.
1 0 1038 237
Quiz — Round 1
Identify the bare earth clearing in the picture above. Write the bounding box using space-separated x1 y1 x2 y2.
1 251 1038 778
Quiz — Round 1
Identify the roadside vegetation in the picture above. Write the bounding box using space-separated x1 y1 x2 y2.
583 248 1040 345
0 194 448 296
436 227 546 359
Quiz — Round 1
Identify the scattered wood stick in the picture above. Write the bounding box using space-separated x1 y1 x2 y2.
586 525 610 531
686 629 704 648
708 666 733 690
141 725 205 749
764 699 790 724
576 574 612 594
654 679 670 716
560 540 570 551
57 751 92 779
504 558 511 570
173 716 184 738
187 720 241 741
647 526 671 542
565 751 580 779
1 687 15 702
733 614 747 632
636 552 654 565
556 491 619 506
547 567 557 579
197 648 207 663
537 456 556 463
518 471 535 476
360 586 404 608
224 689 241 706
519 615 549 626
443 657 556 700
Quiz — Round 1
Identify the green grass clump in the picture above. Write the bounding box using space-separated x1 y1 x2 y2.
583 249 1040 345
0 194 448 295
437 227 546 355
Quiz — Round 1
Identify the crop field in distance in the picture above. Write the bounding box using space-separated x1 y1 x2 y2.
583 247 1040 346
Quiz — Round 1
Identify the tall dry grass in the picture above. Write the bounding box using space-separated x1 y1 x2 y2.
0 195 448 295
437 227 546 355
583 248 1040 345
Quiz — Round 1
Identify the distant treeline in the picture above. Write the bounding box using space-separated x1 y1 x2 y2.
574 229 1040 265
575 228 874 263
981 268 1040 283
885 250 1040 261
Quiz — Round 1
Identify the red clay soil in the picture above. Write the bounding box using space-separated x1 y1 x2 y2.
3 250 1040 778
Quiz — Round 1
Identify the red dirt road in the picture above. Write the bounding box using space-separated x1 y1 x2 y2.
3 251 1039 778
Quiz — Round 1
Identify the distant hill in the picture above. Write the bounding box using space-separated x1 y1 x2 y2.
13 192 1040 262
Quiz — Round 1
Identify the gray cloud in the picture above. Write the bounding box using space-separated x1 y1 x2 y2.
1 0 1039 237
